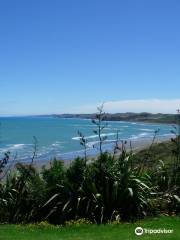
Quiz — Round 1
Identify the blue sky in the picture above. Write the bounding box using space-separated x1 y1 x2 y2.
0 0 180 115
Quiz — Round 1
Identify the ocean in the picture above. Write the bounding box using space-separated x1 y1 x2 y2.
0 116 173 163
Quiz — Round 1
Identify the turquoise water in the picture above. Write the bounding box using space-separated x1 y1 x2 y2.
0 116 173 162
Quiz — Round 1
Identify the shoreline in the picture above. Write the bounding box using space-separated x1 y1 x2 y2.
31 134 173 168
1 134 173 174
1 116 173 169
1 113 177 125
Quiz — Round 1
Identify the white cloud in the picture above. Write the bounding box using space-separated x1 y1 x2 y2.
70 99 180 114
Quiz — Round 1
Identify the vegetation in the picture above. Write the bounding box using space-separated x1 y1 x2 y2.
54 112 178 124
0 216 179 240
0 108 179 227
0 151 10 180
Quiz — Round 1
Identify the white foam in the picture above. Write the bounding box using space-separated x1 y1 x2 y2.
160 133 173 137
139 133 150 137
139 128 154 132
8 144 28 150
130 135 139 140
72 136 81 140
72 132 117 141
130 132 151 140
101 133 117 137
51 143 60 147
86 139 118 148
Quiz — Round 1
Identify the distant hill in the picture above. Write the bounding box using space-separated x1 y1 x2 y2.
52 112 178 124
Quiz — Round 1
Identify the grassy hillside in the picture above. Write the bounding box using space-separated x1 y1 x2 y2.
54 113 178 124
134 140 174 165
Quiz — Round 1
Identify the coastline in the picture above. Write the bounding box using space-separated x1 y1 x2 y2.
53 113 178 125
0 117 174 169
31 134 173 169
1 134 173 176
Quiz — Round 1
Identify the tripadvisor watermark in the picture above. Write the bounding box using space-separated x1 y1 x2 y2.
135 226 173 236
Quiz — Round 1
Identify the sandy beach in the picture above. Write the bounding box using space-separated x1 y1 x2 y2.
29 134 173 170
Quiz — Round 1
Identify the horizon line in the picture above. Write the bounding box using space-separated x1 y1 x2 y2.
0 112 177 117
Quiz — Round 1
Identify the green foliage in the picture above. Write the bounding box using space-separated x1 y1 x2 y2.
41 159 67 224
66 157 86 190
0 111 179 225
65 218 92 226
42 159 65 188
21 221 60 229
0 163 46 223
0 151 10 180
